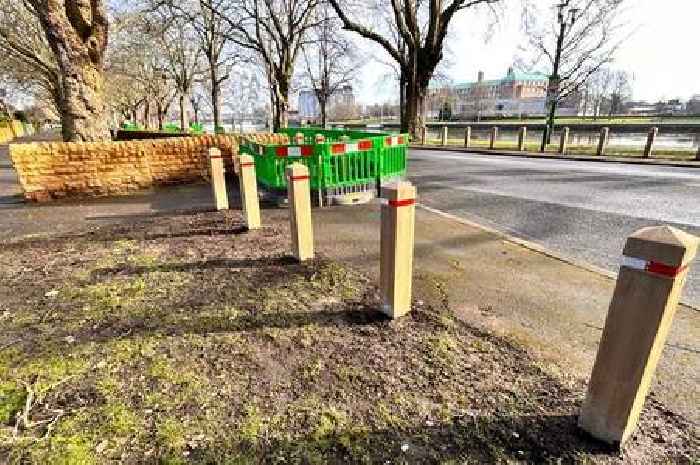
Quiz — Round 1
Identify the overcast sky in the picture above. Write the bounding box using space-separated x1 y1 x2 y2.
355 0 698 105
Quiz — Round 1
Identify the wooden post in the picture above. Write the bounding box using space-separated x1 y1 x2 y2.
286 163 314 261
540 126 549 153
441 126 448 146
559 127 570 155
295 132 305 145
464 126 471 148
380 181 416 319
315 134 326 144
597 127 609 156
238 154 261 230
579 226 698 445
209 147 228 211
644 127 658 158
517 127 527 151
489 127 498 149
420 126 427 145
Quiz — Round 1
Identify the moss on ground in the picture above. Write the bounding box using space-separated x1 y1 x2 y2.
0 211 696 464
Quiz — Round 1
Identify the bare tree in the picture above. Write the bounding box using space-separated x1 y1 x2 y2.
217 0 320 131
150 15 203 131
521 0 628 133
608 69 631 115
153 0 241 132
328 0 499 138
0 1 64 137
584 67 613 118
301 3 356 127
23 0 112 141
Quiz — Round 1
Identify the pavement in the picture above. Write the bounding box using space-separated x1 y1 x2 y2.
1 137 698 426
408 149 700 308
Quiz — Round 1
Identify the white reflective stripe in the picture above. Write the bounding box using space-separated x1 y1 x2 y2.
346 143 358 152
392 136 399 145
621 255 647 271
288 146 301 157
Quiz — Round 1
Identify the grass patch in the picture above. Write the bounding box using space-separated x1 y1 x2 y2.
0 210 695 464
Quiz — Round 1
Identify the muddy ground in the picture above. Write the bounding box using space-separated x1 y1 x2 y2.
0 210 697 464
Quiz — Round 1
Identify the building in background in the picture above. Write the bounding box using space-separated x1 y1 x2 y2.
685 95 700 115
298 89 319 119
429 68 580 119
296 85 357 121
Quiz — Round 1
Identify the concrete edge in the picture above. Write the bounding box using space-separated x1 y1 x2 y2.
416 203 700 313
410 144 700 169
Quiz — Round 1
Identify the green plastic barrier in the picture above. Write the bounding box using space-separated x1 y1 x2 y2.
240 127 407 192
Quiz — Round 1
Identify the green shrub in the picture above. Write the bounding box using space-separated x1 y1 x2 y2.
163 123 180 133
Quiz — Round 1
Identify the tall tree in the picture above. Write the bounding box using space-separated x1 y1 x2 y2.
26 0 112 141
217 0 320 131
328 0 499 138
0 1 63 137
521 0 627 136
152 16 203 131
153 0 240 132
301 3 356 127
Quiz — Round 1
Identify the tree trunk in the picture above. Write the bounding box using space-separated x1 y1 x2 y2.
156 101 164 131
179 92 188 132
399 72 406 128
320 96 327 128
144 100 151 130
403 80 427 140
210 65 221 133
272 78 290 132
35 0 111 142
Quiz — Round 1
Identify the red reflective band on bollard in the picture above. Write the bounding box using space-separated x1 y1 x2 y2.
240 162 255 168
621 255 688 278
647 262 687 277
386 198 415 208
289 175 310 182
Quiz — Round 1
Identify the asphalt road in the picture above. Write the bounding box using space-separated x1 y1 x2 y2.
408 150 700 307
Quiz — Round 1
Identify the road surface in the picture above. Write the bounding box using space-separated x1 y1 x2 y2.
408 150 700 307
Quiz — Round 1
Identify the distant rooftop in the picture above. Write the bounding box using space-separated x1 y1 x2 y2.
432 68 549 90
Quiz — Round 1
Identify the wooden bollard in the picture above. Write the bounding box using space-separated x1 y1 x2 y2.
286 163 314 261
644 127 658 158
295 132 305 145
597 127 609 156
209 147 228 211
315 134 326 144
421 126 427 145
441 126 448 146
379 181 416 319
579 226 698 445
517 127 527 151
559 127 570 155
489 127 498 149
238 154 261 230
464 126 471 148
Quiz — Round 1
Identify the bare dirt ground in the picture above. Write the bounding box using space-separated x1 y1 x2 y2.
0 209 697 464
